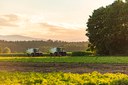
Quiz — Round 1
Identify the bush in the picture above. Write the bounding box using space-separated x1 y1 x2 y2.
72 51 93 56
66 52 72 56
3 47 11 54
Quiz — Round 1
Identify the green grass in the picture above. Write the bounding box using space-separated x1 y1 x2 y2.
0 56 128 64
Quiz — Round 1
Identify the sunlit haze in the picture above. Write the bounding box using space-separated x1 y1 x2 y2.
0 0 115 42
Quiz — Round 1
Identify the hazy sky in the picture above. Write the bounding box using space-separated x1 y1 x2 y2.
0 0 115 41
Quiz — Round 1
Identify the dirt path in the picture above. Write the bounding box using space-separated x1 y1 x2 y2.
0 62 128 74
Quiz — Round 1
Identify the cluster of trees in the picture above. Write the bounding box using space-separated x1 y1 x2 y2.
86 0 128 55
0 40 88 53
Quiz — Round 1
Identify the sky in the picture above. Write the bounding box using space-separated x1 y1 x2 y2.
0 0 115 42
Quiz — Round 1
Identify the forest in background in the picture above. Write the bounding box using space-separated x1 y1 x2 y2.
0 40 88 53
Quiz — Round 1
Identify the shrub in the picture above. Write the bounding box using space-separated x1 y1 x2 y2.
3 47 11 54
72 51 93 56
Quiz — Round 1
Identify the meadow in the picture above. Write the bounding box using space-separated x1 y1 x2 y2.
0 56 128 64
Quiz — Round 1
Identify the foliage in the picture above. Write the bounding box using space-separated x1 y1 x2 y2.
0 71 128 85
0 40 88 53
86 0 128 55
72 51 92 56
0 53 27 57
0 47 2 53
3 47 11 54
1 56 128 63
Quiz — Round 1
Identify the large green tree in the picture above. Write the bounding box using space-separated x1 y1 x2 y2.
86 0 128 55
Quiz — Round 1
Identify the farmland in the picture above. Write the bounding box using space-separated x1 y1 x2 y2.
0 56 128 63
0 56 128 74
0 71 128 85
1 56 128 84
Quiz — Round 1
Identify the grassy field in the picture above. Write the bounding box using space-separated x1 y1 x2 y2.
0 71 128 85
0 56 128 64
1 56 128 85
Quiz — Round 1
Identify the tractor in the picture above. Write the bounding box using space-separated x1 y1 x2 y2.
26 48 43 56
50 47 66 56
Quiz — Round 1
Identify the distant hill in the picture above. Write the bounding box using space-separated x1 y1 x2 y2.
0 35 41 41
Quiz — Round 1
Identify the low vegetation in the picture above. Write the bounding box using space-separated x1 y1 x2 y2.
72 51 93 56
0 71 128 85
1 56 128 64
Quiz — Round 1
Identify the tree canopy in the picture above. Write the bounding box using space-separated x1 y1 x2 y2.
86 0 128 55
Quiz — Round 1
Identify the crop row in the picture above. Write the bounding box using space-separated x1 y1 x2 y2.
1 56 128 63
0 71 128 85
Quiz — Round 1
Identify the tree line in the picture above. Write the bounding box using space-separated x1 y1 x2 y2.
0 40 88 53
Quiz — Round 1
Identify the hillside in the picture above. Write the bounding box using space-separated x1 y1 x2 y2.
0 35 41 41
